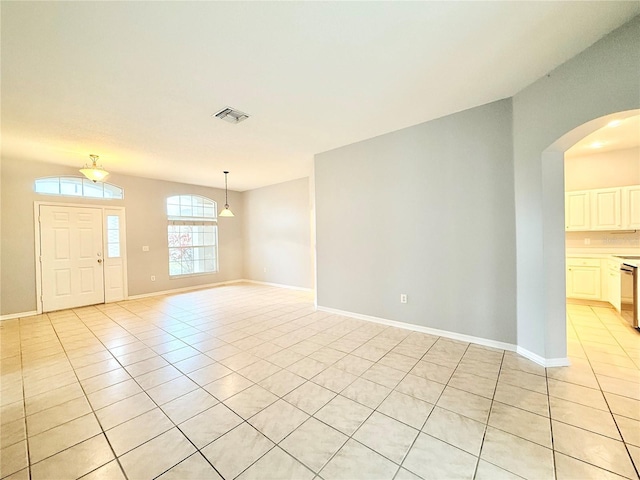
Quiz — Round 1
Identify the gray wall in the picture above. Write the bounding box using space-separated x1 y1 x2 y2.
315 99 516 344
1 157 244 315
513 16 640 360
243 177 313 289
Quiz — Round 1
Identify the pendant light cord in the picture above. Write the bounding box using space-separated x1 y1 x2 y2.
224 171 229 206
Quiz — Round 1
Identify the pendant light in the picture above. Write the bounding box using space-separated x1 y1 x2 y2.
80 154 109 182
219 171 234 217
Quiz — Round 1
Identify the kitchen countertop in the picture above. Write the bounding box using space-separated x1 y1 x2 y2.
617 257 640 267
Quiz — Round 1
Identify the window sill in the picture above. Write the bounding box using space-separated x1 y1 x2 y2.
169 271 219 280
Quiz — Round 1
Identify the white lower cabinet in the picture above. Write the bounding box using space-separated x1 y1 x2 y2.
566 256 623 310
608 265 621 312
566 262 601 300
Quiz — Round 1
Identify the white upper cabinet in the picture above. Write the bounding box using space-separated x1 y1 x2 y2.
623 185 640 229
590 188 621 230
565 191 590 231
565 185 639 231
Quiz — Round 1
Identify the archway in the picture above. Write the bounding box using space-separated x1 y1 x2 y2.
534 109 639 365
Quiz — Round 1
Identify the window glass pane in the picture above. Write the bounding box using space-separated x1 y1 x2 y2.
83 180 104 198
169 247 182 262
35 177 123 199
204 205 215 218
169 261 182 276
35 178 60 194
204 228 215 245
192 205 204 217
107 230 119 243
194 259 206 273
167 204 180 216
107 216 119 229
104 184 123 199
167 195 180 205
60 177 83 196
168 227 180 247
106 215 121 258
180 204 193 217
108 244 121 257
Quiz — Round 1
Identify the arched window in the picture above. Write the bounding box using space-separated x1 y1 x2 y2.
167 195 218 276
34 176 124 199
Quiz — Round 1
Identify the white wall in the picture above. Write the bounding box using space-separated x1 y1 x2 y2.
513 16 640 362
315 99 517 345
243 178 313 289
565 147 640 191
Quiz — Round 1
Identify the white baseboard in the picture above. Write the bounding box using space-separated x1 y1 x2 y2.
127 279 246 300
517 346 570 368
241 280 314 292
0 310 38 321
317 306 517 353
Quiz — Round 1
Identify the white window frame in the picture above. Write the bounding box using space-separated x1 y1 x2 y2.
167 195 219 278
34 176 124 199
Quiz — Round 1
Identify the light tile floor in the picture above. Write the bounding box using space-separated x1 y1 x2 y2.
1 284 639 480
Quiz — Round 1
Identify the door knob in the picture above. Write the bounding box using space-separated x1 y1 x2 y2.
97 259 103 264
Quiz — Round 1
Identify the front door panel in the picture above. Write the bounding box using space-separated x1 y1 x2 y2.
40 205 105 312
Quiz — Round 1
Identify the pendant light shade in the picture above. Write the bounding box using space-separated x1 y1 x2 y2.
219 171 234 217
80 154 109 182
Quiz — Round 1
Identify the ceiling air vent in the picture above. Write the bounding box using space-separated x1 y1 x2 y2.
213 107 250 124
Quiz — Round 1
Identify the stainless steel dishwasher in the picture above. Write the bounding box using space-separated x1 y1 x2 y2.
621 262 638 331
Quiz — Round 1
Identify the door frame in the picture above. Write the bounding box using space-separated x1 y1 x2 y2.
34 201 128 314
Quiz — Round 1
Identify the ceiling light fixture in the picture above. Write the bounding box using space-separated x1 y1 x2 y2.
213 107 250 124
79 154 109 182
590 141 605 149
607 119 622 127
219 171 234 217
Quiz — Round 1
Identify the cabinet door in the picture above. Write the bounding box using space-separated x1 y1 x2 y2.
591 188 621 230
608 269 621 311
566 266 601 300
623 186 640 229
565 191 590 231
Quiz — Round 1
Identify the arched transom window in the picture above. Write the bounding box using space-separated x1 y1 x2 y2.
35 176 124 199
166 195 218 276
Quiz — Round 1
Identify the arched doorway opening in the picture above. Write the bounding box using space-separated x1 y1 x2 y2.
540 109 639 366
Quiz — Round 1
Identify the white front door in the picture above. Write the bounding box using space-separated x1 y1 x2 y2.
40 205 105 312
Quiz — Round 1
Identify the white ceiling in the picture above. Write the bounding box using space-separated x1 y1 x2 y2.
566 114 640 157
2 2 639 191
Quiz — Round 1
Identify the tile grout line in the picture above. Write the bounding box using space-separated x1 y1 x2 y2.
19 314 33 480
572 306 640 479
72 306 229 480
470 348 506 480
7 289 639 480
392 340 475 480
26 309 129 480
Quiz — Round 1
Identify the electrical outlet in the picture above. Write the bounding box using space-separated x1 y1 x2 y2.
400 294 408 304
584 238 591 245
263 267 267 273
151 275 156 281
142 246 150 252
